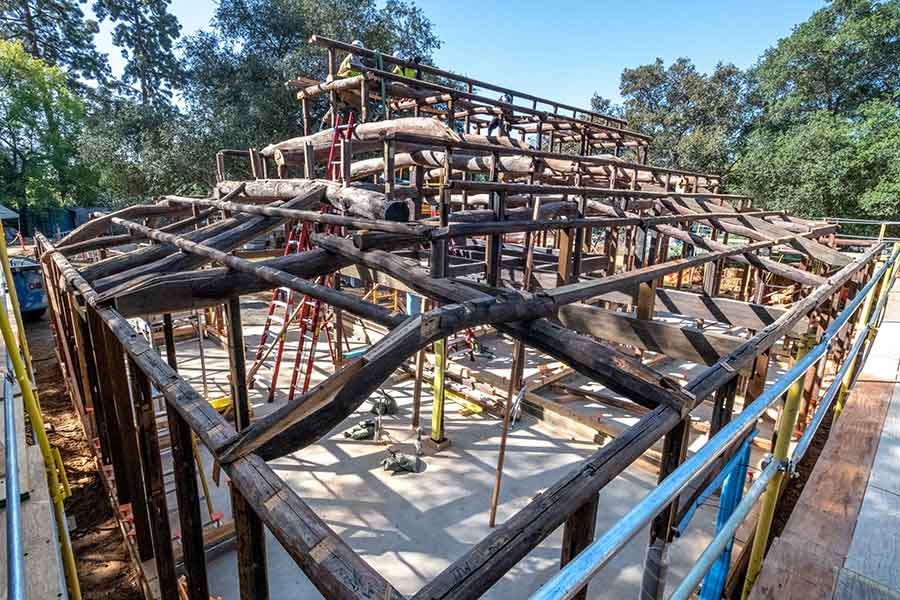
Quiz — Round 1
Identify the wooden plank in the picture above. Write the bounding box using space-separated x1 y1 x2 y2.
0 447 67 600
749 380 894 599
590 287 809 335
557 303 745 365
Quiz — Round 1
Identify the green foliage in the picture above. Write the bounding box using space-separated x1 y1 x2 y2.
0 39 93 215
78 99 208 204
0 0 109 88
593 58 751 173
591 0 900 220
92 0 183 106
736 0 900 217
752 0 900 125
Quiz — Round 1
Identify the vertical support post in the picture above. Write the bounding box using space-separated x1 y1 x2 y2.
429 182 451 449
640 419 690 600
162 314 210 600
128 357 179 600
102 325 154 559
557 197 574 285
408 294 424 430
383 138 396 198
742 336 814 598
85 309 129 503
559 494 601 600
225 297 269 600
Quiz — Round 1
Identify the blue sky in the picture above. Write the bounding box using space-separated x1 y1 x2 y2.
94 0 825 109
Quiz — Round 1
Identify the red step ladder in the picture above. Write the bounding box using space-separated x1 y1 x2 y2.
249 113 355 402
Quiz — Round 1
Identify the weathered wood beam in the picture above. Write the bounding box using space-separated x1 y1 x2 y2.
57 204 194 247
216 179 410 221
588 288 808 335
312 236 692 412
92 186 324 294
556 304 744 366
108 216 402 327
108 234 420 317
161 195 427 234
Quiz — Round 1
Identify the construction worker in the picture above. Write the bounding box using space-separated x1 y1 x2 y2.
321 40 367 130
392 56 421 80
487 93 514 137
337 39 367 78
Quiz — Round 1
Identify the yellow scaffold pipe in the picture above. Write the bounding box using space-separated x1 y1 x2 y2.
0 241 82 600
0 221 35 381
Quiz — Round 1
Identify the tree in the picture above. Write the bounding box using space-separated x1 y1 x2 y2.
606 57 752 173
735 0 900 218
79 99 208 203
92 0 182 106
752 0 900 126
0 40 93 230
0 0 109 88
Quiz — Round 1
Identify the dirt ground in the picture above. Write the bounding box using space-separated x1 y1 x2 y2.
25 311 143 600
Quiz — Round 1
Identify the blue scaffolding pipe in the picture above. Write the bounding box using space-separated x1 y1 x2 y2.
698 433 754 600
674 430 757 537
529 245 899 600
669 459 782 600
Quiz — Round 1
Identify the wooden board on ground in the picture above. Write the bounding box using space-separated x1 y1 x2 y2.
749 380 894 599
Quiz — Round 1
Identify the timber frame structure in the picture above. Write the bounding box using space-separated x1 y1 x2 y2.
36 35 887 600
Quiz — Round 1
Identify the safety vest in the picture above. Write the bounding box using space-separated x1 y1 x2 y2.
393 65 417 79
337 54 361 78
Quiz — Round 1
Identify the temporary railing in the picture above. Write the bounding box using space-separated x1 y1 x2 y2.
0 222 81 600
531 242 900 600
4 347 24 599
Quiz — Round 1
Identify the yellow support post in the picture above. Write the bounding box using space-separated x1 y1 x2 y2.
431 338 448 445
834 248 896 418
741 334 814 599
0 270 82 600
0 221 35 380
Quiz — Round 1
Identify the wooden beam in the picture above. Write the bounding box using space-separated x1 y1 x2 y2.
557 304 744 366
39 236 406 600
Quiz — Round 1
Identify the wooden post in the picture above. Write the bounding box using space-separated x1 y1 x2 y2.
225 297 269 600
560 494 600 600
162 314 210 600
128 357 179 600
102 325 155 560
86 309 132 506
640 419 690 600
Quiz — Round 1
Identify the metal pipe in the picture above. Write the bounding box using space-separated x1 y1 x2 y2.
793 244 900 465
668 459 782 600
5 354 25 599
529 246 900 600
673 251 900 598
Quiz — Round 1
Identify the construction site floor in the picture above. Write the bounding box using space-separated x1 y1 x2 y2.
165 297 798 599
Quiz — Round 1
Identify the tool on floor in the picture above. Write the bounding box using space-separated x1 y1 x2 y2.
381 448 420 474
343 419 376 440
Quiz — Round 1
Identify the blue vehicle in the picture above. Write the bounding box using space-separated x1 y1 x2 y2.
9 256 47 318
